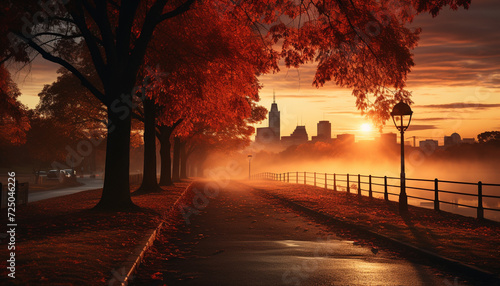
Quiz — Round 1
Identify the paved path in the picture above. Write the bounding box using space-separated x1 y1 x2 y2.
28 178 103 203
134 181 469 285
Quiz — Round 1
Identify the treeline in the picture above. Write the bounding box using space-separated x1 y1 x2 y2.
0 0 471 211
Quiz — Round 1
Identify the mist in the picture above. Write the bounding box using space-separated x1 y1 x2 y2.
205 141 500 221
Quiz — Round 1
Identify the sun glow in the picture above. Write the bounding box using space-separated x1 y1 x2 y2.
360 123 373 132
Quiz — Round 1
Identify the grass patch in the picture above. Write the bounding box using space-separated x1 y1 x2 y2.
0 181 192 285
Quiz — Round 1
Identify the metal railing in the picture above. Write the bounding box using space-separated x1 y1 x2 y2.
252 172 500 220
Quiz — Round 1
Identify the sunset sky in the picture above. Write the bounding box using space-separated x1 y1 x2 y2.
10 0 500 145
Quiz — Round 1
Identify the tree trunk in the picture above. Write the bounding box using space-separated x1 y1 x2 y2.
180 141 188 179
135 97 162 194
172 137 181 182
158 126 173 186
94 104 137 210
192 151 208 178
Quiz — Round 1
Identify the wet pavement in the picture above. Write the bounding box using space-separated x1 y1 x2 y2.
134 181 470 285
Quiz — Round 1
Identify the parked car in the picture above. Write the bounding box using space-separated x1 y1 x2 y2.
47 170 59 179
36 170 47 177
62 169 76 178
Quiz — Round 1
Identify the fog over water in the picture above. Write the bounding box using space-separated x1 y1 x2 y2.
209 142 500 221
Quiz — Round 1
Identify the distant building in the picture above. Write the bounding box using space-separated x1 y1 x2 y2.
268 94 280 142
462 138 475 144
281 126 309 146
337 133 355 144
255 92 280 144
255 127 275 144
444 132 461 147
419 139 438 153
311 120 332 142
380 133 397 145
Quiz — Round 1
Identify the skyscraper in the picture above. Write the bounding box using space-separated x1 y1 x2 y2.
317 120 331 139
269 91 280 142
312 120 332 142
255 91 281 144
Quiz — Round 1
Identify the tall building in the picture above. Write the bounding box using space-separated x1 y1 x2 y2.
317 120 331 139
281 126 309 146
255 92 280 144
268 92 280 142
312 120 331 142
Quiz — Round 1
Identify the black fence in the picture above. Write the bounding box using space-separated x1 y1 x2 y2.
0 180 29 209
252 172 500 220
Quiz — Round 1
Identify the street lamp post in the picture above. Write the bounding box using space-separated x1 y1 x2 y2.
248 154 253 180
390 101 413 213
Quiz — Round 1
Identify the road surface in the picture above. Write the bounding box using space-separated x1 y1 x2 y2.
28 178 103 203
133 181 471 285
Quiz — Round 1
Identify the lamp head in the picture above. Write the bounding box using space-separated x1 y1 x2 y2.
390 101 413 132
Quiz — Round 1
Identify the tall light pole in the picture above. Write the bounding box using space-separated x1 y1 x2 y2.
248 154 253 180
390 101 413 213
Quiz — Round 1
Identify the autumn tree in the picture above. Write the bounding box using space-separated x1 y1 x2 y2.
180 102 267 177
142 1 273 186
37 67 106 132
1 0 470 210
263 0 470 126
478 131 500 145
0 65 30 146
3 0 197 210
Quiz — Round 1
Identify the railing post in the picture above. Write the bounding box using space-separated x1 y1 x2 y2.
384 176 388 201
287 172 289 183
314 172 316 187
434 179 440 211
304 172 306 185
0 182 2 208
477 181 484 220
334 173 337 191
357 174 361 196
347 174 350 193
369 175 372 198
325 173 327 190
296 172 298 184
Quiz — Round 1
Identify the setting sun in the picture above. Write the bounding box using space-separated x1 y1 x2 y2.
360 123 373 132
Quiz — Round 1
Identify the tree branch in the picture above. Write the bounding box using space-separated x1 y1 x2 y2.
156 0 196 24
14 32 107 105
68 0 109 89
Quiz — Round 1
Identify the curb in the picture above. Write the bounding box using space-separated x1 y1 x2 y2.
254 188 500 284
109 181 197 286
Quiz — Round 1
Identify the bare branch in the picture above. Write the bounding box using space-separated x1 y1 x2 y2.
13 31 107 105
